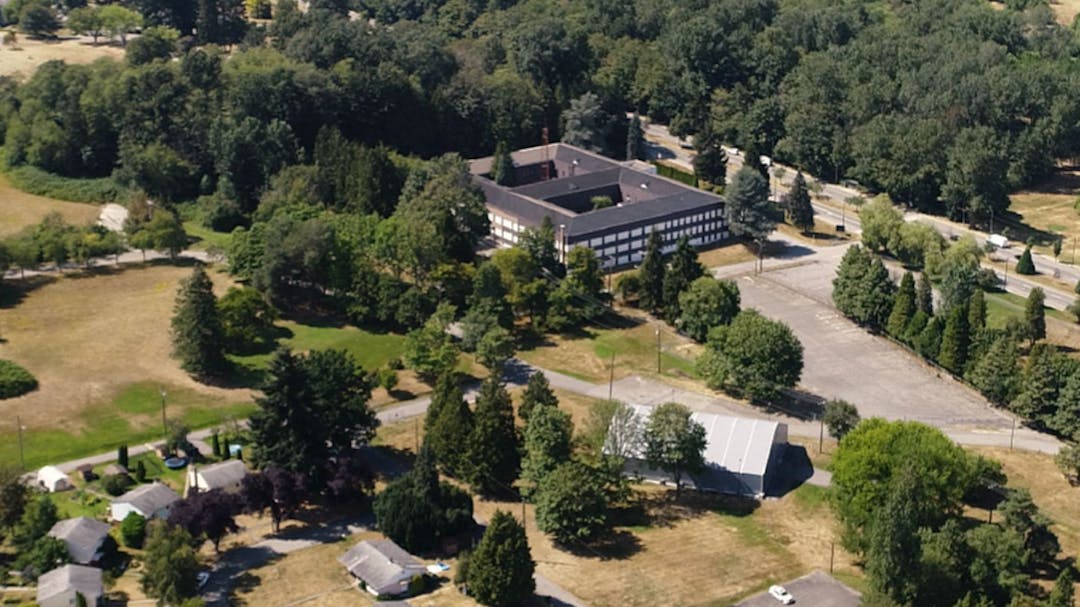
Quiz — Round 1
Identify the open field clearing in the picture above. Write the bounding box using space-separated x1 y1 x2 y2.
0 264 253 467
232 536 371 607
0 36 125 79
518 311 701 384
1007 175 1080 260
474 482 859 607
0 172 100 237
1048 0 1080 25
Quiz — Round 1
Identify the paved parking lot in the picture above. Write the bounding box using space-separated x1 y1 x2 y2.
722 246 1013 432
735 570 860 607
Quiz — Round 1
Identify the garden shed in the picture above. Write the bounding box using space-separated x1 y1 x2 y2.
37 466 73 492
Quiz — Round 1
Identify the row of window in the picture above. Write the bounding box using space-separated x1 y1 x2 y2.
585 208 724 248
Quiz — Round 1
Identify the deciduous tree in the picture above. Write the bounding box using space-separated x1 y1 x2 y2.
823 399 860 440
535 461 609 544
697 309 803 402
140 521 200 606
678 277 740 343
643 402 706 496
661 236 704 323
168 489 239 553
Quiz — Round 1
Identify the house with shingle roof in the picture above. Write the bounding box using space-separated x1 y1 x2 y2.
185 459 247 497
110 482 180 522
48 517 111 565
339 539 426 597
36 564 103 607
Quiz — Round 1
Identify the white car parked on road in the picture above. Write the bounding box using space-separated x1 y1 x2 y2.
769 584 795 604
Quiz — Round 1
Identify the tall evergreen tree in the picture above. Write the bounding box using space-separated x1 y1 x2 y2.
692 127 727 187
833 245 871 320
1016 246 1036 275
425 372 458 434
859 257 896 330
520 404 573 497
915 316 945 361
467 510 535 607
626 113 645 161
1011 344 1066 420
916 272 934 316
469 262 513 329
967 289 986 332
170 264 227 378
518 371 558 423
1046 566 1076 607
426 380 474 478
786 172 814 233
865 468 924 606
638 231 665 312
965 336 1020 406
938 303 970 374
886 272 916 338
1025 287 1046 346
491 141 514 186
726 166 775 264
661 236 704 323
467 378 521 497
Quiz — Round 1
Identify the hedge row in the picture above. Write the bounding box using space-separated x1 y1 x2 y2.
653 162 699 188
0 359 38 399
7 165 130 203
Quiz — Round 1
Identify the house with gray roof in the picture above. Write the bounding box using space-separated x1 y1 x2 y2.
110 482 180 522
339 539 426 597
470 143 727 268
185 459 247 496
36 564 103 607
613 404 788 497
48 517 111 565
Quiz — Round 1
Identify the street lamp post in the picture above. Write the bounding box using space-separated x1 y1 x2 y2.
16 415 26 471
655 325 661 374
160 388 168 450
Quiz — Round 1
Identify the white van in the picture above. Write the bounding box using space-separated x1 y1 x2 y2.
987 234 1009 249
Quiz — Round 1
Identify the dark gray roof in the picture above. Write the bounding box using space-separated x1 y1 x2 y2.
338 539 426 596
48 517 110 565
192 460 246 490
114 482 180 514
36 564 102 605
374 602 413 607
472 143 724 238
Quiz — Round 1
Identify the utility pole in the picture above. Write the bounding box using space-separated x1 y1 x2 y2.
829 541 835 574
1010 417 1016 451
608 352 615 401
1003 257 1008 287
414 417 419 453
818 415 825 454
655 325 661 374
16 415 25 471
160 388 168 449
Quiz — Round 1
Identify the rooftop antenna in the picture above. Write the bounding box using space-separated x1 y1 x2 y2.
541 127 550 181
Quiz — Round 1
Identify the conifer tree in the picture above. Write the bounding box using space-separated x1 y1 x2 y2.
638 231 665 313
916 272 934 316
661 236 704 323
1025 287 1046 346
787 172 815 233
966 336 1020 406
833 245 871 319
886 272 916 338
171 264 227 377
518 371 558 423
692 128 727 188
626 113 645 161
967 289 986 332
1046 565 1075 607
491 141 514 186
426 380 474 478
859 257 896 330
1016 246 1036 275
938 303 970 374
915 316 944 361
425 372 458 434
1011 344 1063 419
467 510 535 607
467 378 521 496
520 404 572 497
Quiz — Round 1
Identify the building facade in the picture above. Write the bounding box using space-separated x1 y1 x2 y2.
469 143 727 268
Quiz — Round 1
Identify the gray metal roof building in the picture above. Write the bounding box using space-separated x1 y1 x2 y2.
470 143 728 268
37 564 103 607
619 404 788 497
185 459 247 496
48 517 111 565
339 539 426 597
110 482 180 521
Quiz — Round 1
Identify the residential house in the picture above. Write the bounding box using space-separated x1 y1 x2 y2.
48 517 111 565
110 482 180 522
184 459 246 497
339 539 426 597
36 564 103 607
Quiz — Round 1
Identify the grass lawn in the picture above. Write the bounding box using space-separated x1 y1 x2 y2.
230 320 406 372
1007 180 1080 259
0 264 255 468
183 221 233 252
0 171 100 237
982 289 1080 352
517 311 701 384
0 35 125 78
775 218 852 246
47 488 110 520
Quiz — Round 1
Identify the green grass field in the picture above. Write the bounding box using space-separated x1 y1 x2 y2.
984 290 1071 328
0 382 255 471
230 320 407 373
183 221 233 252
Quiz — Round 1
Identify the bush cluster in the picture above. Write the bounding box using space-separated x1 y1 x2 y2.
0 359 38 399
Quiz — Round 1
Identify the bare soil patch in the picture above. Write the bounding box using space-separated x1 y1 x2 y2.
0 35 124 79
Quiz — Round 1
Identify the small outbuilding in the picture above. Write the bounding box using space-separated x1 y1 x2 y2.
37 466 73 493
185 459 247 497
110 482 180 522
339 539 426 597
614 404 788 497
48 517 111 565
36 564 103 607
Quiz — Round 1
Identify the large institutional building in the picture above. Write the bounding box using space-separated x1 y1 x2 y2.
469 143 728 268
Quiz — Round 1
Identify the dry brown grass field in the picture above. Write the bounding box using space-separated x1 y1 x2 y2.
1048 0 1080 25
0 264 249 432
0 35 124 79
0 172 100 237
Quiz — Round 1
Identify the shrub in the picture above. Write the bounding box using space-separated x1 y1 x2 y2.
654 162 698 187
1057 444 1080 485
1016 246 1036 275
120 513 147 548
387 357 404 371
0 359 38 399
407 574 427 596
101 474 132 496
134 460 147 483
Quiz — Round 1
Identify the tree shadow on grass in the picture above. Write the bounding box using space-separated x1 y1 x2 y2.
556 528 642 560
621 488 760 530
763 389 825 422
0 274 56 308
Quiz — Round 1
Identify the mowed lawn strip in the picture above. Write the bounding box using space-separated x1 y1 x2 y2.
230 321 406 373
